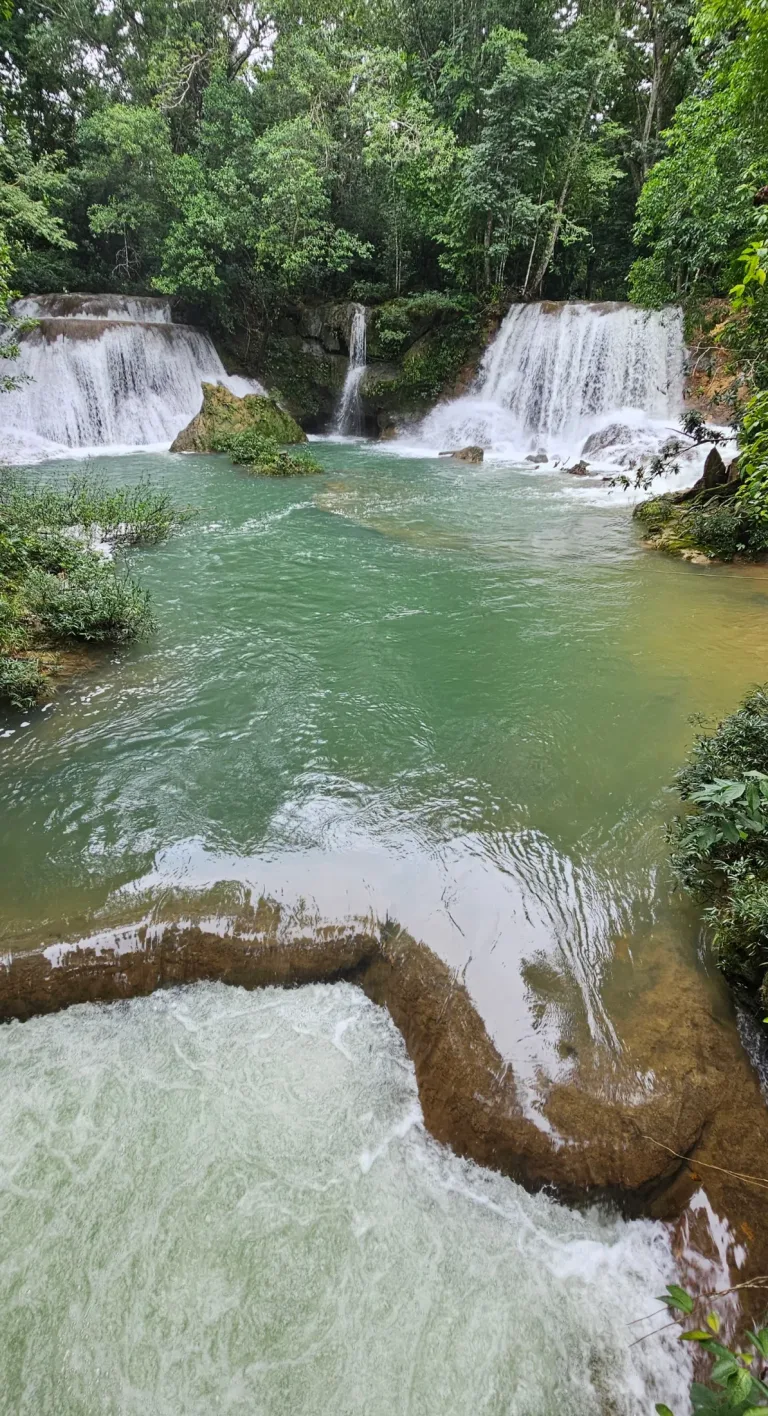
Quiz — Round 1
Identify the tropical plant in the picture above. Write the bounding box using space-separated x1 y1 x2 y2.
655 1282 768 1415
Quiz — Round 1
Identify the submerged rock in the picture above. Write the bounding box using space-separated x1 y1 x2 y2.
439 445 484 463
170 382 305 453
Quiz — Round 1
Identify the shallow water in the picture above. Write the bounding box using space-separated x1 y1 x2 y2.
3 443 768 1091
0 979 689 1416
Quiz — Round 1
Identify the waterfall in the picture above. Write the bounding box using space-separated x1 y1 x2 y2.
334 304 367 435
420 301 685 465
0 294 265 463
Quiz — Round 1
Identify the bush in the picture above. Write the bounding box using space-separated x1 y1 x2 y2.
654 1283 768 1416
686 499 768 559
0 472 186 709
25 561 154 644
635 492 768 561
0 472 190 546
212 430 323 476
0 654 48 710
670 686 768 1004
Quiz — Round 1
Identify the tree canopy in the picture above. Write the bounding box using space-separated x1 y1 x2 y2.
0 0 705 329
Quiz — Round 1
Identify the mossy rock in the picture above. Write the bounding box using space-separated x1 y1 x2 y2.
170 382 305 454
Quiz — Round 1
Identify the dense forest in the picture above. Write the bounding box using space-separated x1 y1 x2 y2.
1 0 768 486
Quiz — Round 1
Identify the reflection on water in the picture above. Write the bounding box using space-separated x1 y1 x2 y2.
2 442 768 1095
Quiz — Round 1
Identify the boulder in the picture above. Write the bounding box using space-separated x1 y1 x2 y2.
702 446 728 489
170 382 306 453
580 423 634 458
439 445 484 463
567 460 590 476
525 450 549 464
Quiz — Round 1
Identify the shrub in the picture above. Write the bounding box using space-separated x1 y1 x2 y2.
654 1283 768 1416
0 472 186 709
213 429 323 476
0 472 190 546
685 499 768 559
670 686 768 1004
25 560 154 644
0 654 48 710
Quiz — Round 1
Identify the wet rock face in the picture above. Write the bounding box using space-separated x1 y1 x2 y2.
439 446 484 463
580 423 634 458
170 382 305 453
4 916 768 1264
223 297 483 434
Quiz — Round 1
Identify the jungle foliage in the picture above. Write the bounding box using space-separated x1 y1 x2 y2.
0 0 698 340
670 686 768 1009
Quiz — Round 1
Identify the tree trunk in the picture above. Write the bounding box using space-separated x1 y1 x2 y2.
483 212 492 289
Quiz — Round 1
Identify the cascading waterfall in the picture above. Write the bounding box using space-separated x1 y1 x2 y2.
0 293 265 463
334 304 367 435
420 301 685 466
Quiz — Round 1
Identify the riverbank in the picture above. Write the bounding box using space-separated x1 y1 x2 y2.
0 474 190 709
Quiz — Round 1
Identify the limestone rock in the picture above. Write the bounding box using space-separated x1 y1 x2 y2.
702 446 727 489
439 445 484 463
170 382 305 453
580 423 634 458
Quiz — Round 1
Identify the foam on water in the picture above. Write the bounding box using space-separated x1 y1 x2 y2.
0 981 689 1415
0 295 265 462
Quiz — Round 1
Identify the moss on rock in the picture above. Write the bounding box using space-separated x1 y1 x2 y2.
170 382 305 453
634 487 768 561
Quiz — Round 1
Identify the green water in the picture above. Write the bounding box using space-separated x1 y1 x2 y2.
3 442 768 1084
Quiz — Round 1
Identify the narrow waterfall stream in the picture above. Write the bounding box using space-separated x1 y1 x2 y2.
1 294 263 462
419 301 685 466
334 304 367 434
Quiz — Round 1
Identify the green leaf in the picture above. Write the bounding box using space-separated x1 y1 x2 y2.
728 1368 755 1403
747 1329 768 1360
711 1353 739 1384
655 1407 675 1416
659 1285 695 1314
682 1330 714 1342
708 1313 722 1334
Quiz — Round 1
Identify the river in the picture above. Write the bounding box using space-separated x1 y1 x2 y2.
2 304 768 1413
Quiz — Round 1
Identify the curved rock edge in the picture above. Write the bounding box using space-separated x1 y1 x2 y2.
0 917 696 1213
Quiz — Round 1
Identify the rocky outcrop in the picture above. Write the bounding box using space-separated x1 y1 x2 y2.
170 382 305 453
4 911 768 1243
222 296 484 435
439 445 484 463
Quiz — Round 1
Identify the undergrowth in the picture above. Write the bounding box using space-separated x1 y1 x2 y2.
670 686 768 1006
212 430 323 476
0 472 190 711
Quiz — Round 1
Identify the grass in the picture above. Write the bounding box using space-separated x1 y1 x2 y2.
0 472 190 711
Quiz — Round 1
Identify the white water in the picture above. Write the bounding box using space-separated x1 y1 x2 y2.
417 301 686 470
0 980 690 1415
334 304 367 435
13 293 174 323
0 295 265 462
